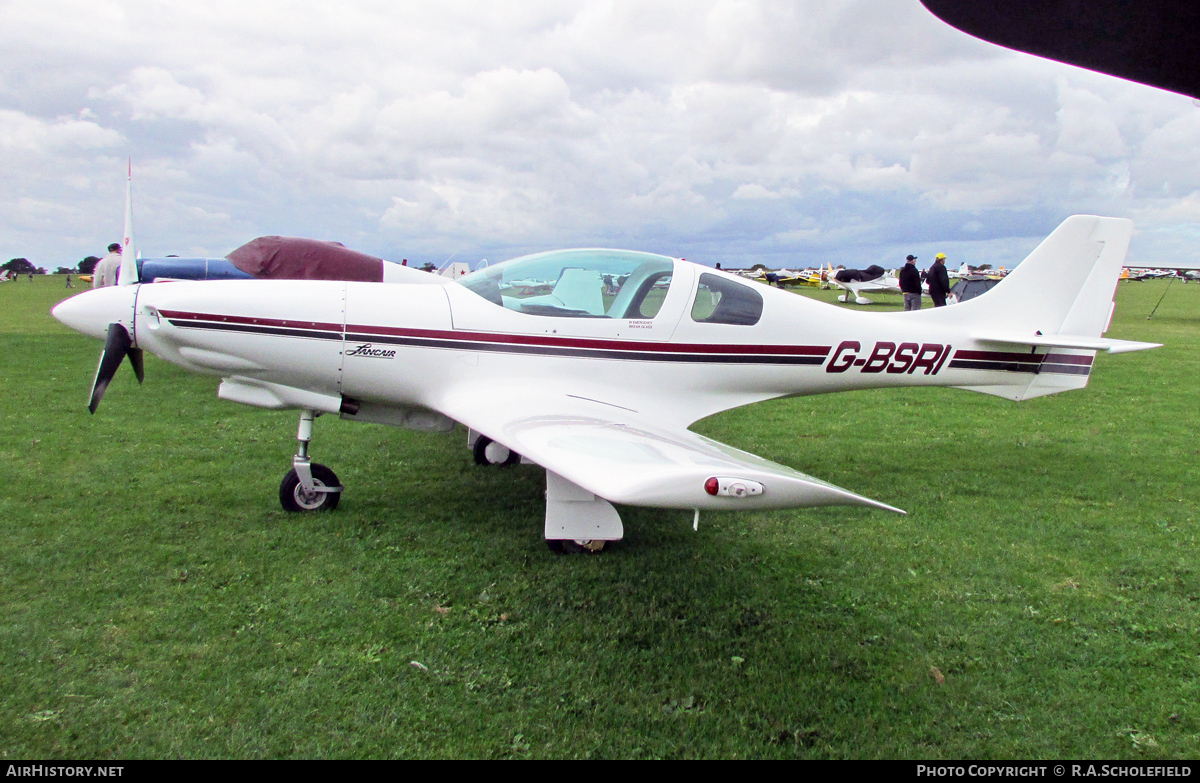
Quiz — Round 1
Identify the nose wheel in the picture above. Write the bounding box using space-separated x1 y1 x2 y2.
280 463 341 512
280 409 343 512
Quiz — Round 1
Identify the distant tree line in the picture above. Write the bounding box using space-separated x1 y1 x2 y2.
3 258 36 274
3 256 101 275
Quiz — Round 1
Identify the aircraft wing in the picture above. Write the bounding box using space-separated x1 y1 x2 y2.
920 0 1199 100
434 387 903 514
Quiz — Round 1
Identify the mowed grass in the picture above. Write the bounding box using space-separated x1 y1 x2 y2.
1 274 1198 759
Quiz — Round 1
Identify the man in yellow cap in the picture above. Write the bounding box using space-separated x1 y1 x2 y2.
926 252 951 307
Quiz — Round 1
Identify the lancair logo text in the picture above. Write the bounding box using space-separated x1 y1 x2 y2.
346 344 396 359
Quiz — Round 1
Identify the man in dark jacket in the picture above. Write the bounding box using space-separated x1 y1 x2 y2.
926 253 951 307
899 254 922 311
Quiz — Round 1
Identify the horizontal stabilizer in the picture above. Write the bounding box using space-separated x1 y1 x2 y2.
972 331 1161 354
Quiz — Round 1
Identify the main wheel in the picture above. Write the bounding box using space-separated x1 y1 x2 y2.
546 539 607 554
473 435 521 466
279 463 342 512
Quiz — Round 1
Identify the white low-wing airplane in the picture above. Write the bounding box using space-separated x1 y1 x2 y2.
828 264 911 305
53 207 1158 551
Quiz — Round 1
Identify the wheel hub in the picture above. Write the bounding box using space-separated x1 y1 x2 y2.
292 479 327 510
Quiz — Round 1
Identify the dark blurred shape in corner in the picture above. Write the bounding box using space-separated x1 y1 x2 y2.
919 0 1200 99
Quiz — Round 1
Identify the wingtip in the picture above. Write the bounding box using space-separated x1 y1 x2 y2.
1106 341 1162 353
840 489 906 515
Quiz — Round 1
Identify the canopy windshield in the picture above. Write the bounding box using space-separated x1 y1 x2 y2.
458 249 676 319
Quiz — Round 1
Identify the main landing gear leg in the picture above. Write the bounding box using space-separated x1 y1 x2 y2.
279 408 343 512
543 470 623 554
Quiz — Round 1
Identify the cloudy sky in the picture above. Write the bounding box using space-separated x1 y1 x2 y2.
3 0 1198 271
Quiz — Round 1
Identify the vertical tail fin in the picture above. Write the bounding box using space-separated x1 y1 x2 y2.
918 216 1157 401
948 215 1132 336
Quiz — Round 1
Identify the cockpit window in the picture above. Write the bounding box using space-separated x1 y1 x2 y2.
691 273 763 325
458 249 676 319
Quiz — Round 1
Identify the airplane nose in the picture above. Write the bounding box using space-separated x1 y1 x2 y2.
52 286 139 341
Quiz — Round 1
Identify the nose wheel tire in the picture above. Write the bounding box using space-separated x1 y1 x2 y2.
546 539 607 554
280 463 342 512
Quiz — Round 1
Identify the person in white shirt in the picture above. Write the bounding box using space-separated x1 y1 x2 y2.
93 243 122 287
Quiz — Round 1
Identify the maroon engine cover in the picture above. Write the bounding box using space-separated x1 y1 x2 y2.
226 236 384 282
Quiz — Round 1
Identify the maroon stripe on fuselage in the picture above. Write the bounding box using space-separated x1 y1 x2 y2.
953 349 1094 366
948 347 1095 376
346 323 831 356
158 309 343 333
157 309 832 359
1042 353 1094 366
953 349 1041 364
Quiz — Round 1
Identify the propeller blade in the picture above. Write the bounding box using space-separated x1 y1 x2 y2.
128 347 145 384
89 323 134 414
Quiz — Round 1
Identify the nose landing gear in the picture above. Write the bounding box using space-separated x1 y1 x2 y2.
279 408 343 512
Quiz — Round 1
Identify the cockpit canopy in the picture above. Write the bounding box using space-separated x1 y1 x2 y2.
457 249 676 319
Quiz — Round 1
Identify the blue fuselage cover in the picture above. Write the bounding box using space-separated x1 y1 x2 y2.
137 258 255 283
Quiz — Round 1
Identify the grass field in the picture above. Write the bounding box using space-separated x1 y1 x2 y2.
1 274 1198 759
